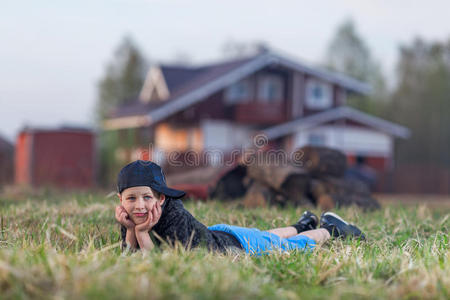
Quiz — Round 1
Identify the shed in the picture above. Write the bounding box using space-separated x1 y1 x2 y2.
15 127 95 189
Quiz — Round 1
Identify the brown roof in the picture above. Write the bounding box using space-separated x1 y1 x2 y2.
161 56 255 97
109 99 163 118
160 66 206 93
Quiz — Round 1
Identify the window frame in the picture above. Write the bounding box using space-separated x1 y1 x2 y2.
308 132 327 146
224 78 252 104
305 79 333 109
257 74 284 103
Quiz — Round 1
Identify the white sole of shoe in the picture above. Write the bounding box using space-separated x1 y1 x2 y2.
323 212 349 225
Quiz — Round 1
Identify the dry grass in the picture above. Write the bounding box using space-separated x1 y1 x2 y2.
0 191 448 299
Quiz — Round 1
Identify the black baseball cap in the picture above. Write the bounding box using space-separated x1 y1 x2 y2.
117 160 185 199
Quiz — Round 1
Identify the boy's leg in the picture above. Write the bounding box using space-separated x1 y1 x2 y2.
266 227 330 244
267 226 297 239
298 228 330 244
267 211 318 238
268 211 366 241
320 212 366 240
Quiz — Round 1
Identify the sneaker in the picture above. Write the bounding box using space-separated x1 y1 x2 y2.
294 211 319 232
320 212 366 240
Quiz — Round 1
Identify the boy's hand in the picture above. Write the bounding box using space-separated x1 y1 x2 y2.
135 201 162 233
115 205 135 229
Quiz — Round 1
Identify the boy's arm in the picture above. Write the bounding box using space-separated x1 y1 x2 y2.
134 201 162 252
125 228 138 250
120 225 139 252
117 206 139 252
135 231 154 252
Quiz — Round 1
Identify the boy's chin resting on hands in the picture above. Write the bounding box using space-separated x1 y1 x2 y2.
115 185 165 252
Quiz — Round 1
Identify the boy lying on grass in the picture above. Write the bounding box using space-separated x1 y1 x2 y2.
115 160 365 255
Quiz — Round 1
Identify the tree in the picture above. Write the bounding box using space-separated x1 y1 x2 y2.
391 38 450 168
324 19 388 116
96 35 148 186
325 19 373 81
96 35 148 123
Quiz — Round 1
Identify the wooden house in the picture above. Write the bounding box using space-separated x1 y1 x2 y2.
103 50 409 172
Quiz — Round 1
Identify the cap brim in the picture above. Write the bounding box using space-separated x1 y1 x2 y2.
156 186 186 199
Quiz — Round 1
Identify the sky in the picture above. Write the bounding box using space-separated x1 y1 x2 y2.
1 0 449 142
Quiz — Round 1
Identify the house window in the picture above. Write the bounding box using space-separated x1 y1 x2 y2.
225 79 251 104
308 133 326 146
305 79 333 109
258 74 283 103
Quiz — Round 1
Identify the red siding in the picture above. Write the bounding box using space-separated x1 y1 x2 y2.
15 129 95 189
15 132 32 185
234 102 287 124
166 91 230 125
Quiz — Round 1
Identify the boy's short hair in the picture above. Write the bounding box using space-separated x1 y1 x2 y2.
150 187 161 199
117 160 185 199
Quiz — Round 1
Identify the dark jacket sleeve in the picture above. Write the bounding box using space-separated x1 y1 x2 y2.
152 199 217 250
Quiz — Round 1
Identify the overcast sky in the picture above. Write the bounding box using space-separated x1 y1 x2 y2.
1 0 449 142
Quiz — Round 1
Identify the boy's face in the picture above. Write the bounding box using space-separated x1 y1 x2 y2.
118 186 165 225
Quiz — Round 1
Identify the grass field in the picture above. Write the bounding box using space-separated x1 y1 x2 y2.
0 191 448 299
